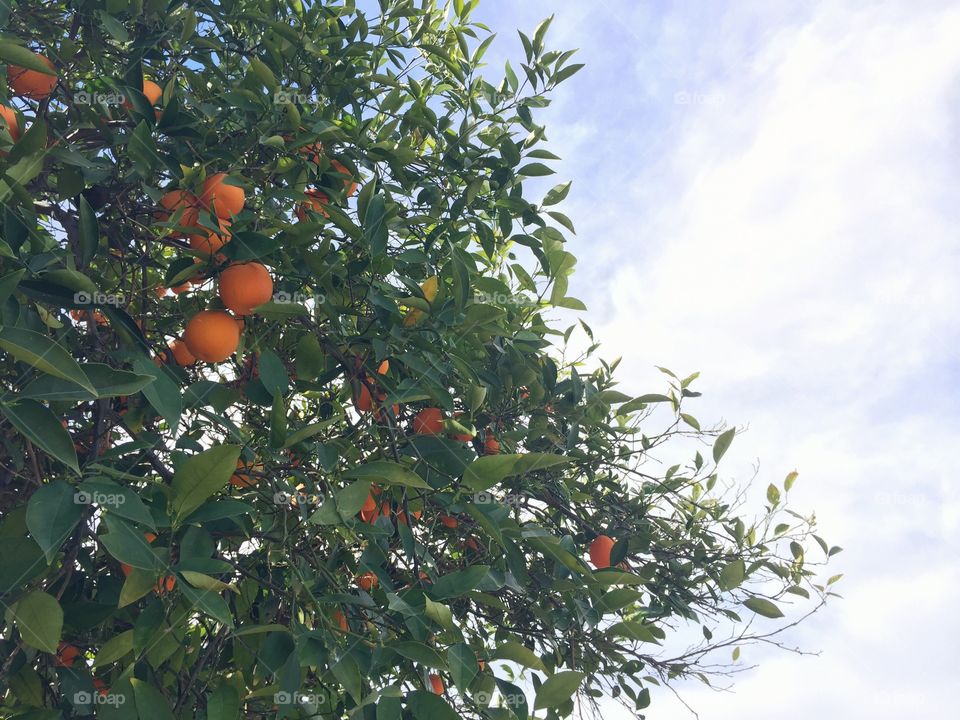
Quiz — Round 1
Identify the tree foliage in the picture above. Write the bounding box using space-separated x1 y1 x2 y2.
0 1 838 718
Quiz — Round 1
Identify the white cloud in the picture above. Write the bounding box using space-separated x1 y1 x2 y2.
478 0 960 717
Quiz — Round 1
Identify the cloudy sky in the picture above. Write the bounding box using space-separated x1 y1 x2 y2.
475 1 959 718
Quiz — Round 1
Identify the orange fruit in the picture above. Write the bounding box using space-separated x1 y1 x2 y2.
333 609 349 632
299 141 323 164
168 339 196 366
154 575 176 594
354 383 374 413
330 159 358 197
93 678 109 697
142 79 162 105
361 493 377 513
123 78 163 109
218 262 273 315
8 54 57 100
0 104 20 141
356 572 378 592
156 190 200 234
484 435 500 455
183 310 241 362
396 509 421 526
589 535 614 569
413 407 443 435
295 189 330 220
230 458 262 488
188 217 232 255
439 513 458 529
200 173 245 218
429 674 444 695
477 660 486 671
55 642 81 667
451 413 475 442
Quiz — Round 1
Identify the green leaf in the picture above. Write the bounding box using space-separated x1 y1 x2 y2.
100 517 163 571
784 470 798 491
25 480 84 563
406 690 459 720
206 683 241 720
181 570 236 594
0 326 95 395
79 479 157 531
605 621 661 643
13 591 62 653
743 597 784 618
447 644 478 694
718 559 745 591
119 568 156 608
0 269 25 305
391 641 447 669
0 42 57 74
93 629 133 667
533 671 585 710
169 445 241 523
130 679 175 720
269 393 286 448
343 460 430 489
132 354 181 429
462 453 571 491
430 566 489 600
20 363 154 401
766 483 781 506
179 583 234 627
336 479 372 517
492 640 546 671
0 399 79 473
713 428 735 463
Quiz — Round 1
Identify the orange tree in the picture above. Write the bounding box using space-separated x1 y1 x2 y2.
0 2 839 718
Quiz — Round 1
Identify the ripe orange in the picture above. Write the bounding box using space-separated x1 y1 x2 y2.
354 383 374 413
413 407 443 435
451 413 475 442
93 678 109 697
299 141 323 164
55 642 81 667
361 493 377 513
484 435 500 455
7 54 57 99
200 173 245 218
589 535 614 569
168 339 196 366
188 217 232 255
396 509 421 526
230 458 262 488
156 190 200 234
429 674 444 695
183 310 241 362
330 159 358 197
0 104 20 141
218 262 273 315
356 572 378 592
143 79 162 105
333 609 349 632
439 513 458 529
295 189 330 220
478 660 486 671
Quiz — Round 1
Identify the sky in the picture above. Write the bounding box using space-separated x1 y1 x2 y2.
473 1 959 718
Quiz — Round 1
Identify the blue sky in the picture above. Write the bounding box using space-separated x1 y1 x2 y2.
473 1 959 718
